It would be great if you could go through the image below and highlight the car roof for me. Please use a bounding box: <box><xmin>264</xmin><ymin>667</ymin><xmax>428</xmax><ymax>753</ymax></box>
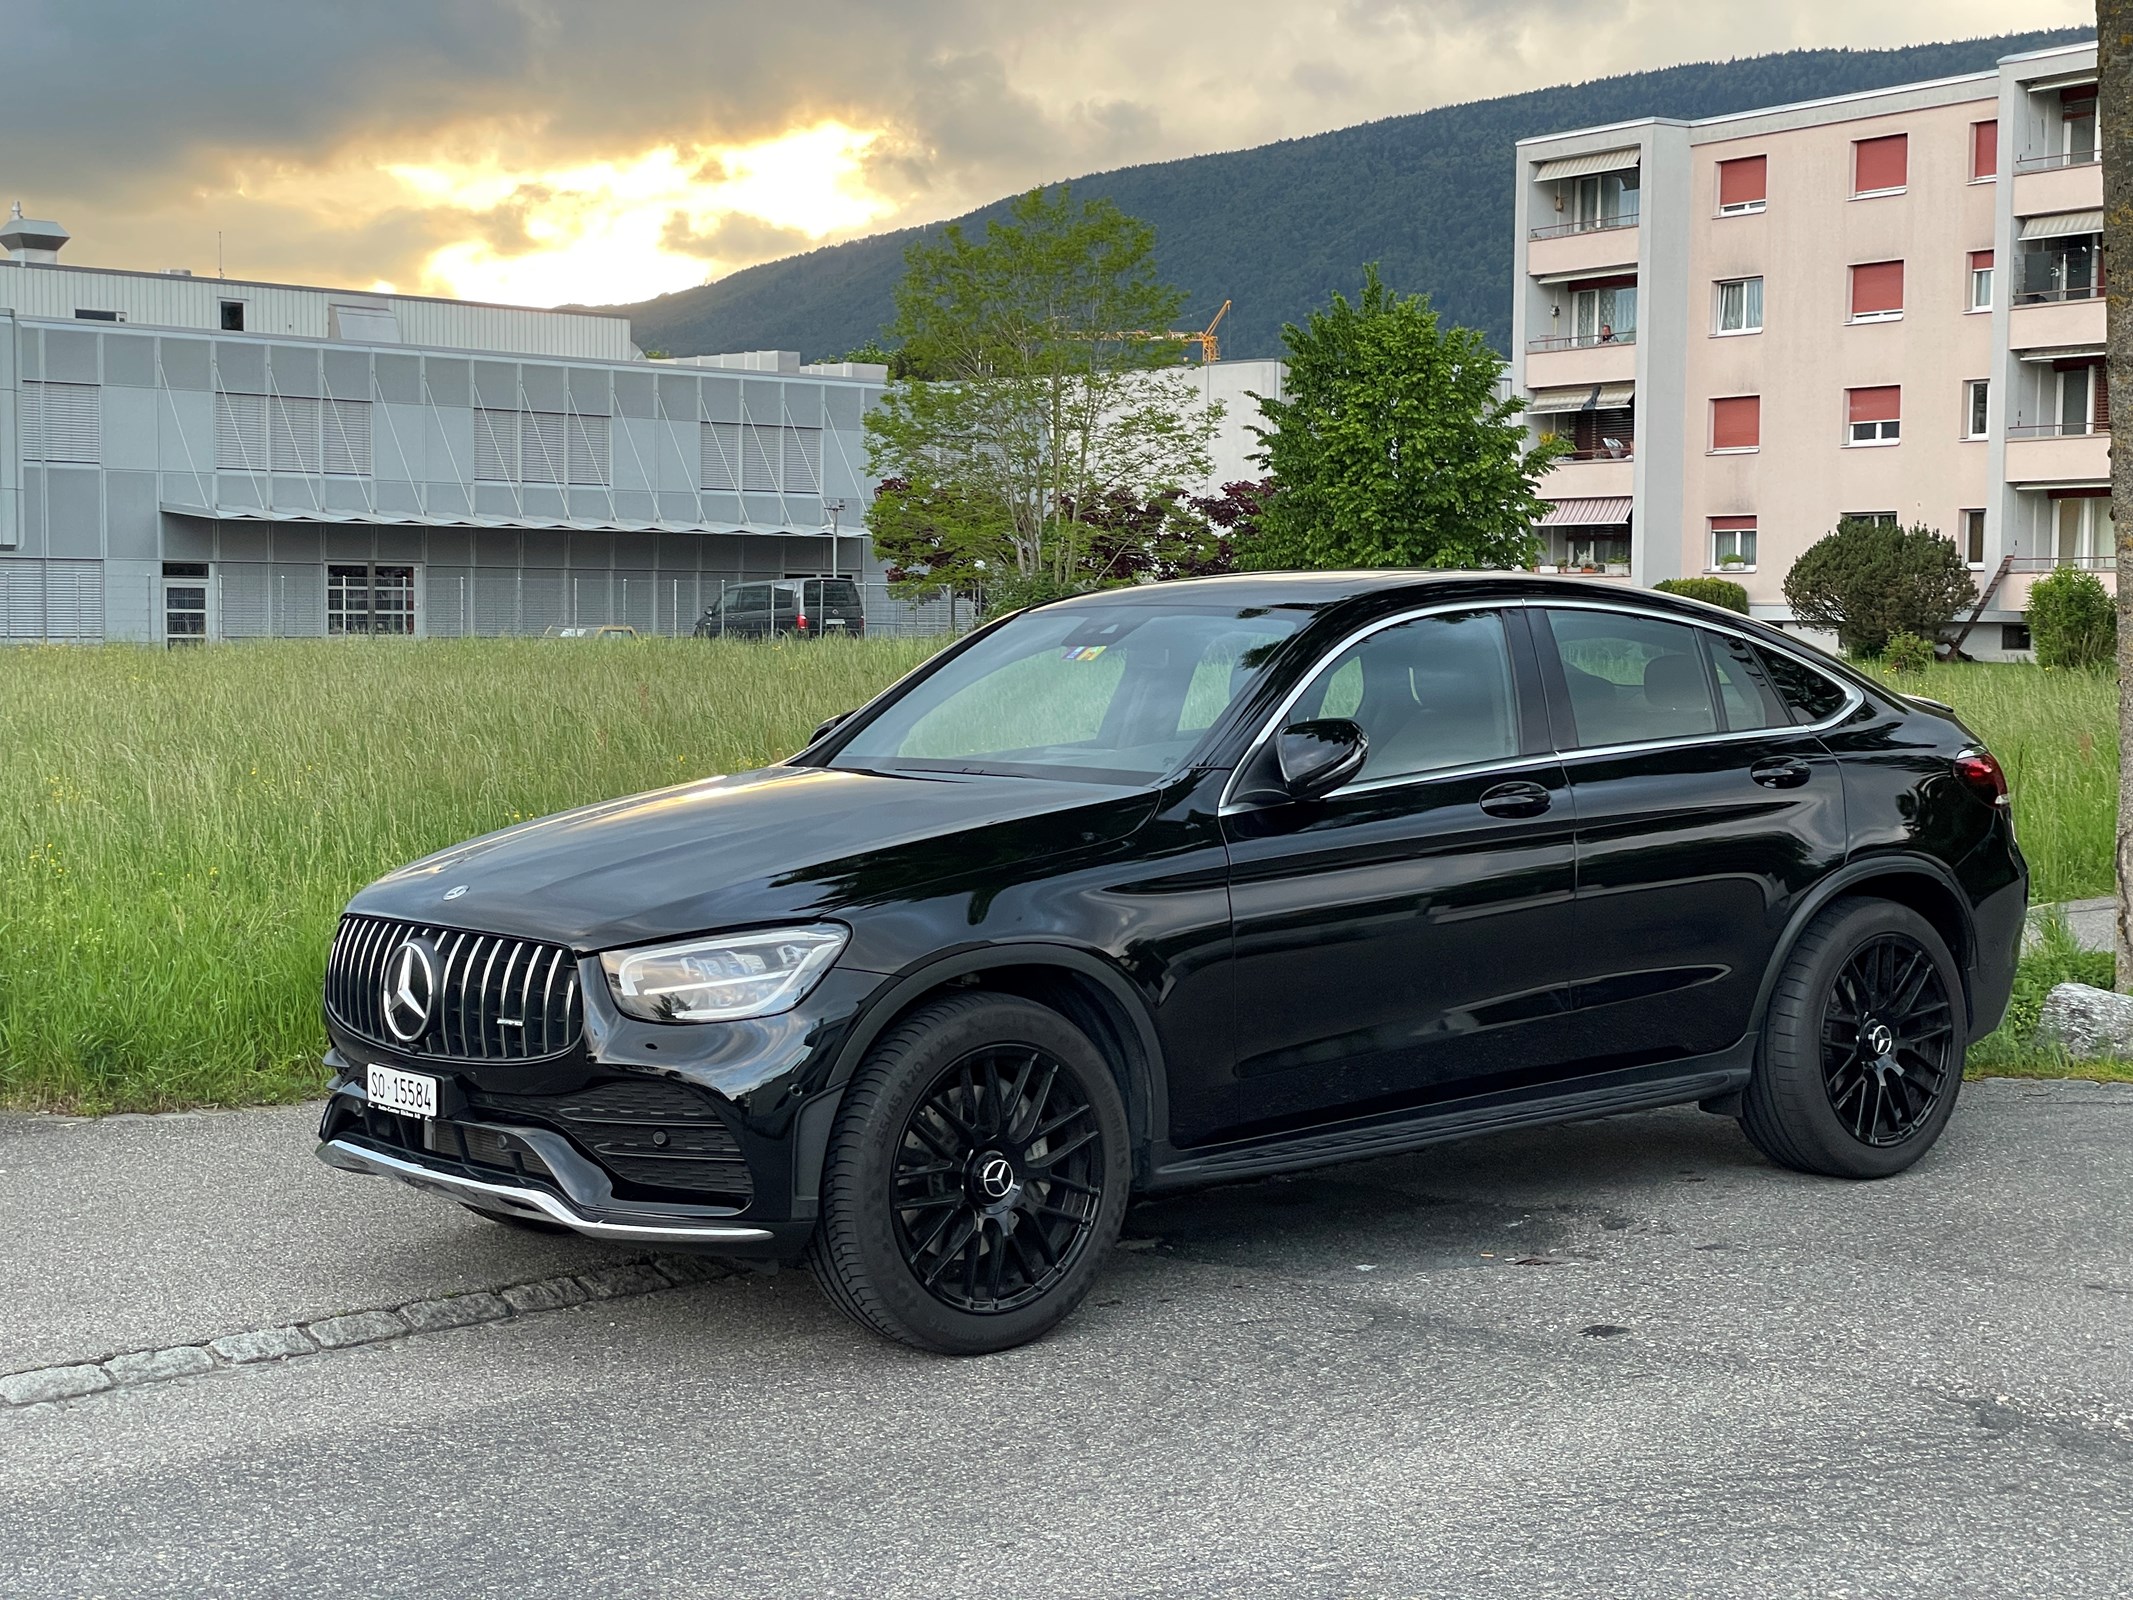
<box><xmin>1036</xmin><ymin>571</ymin><xmax>1649</xmax><ymax>611</ymax></box>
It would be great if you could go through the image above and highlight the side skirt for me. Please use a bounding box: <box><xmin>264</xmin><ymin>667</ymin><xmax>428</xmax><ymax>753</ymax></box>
<box><xmin>1144</xmin><ymin>1043</ymin><xmax>1755</xmax><ymax>1191</ymax></box>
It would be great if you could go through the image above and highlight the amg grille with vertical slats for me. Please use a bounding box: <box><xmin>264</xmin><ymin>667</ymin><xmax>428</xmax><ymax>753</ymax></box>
<box><xmin>327</xmin><ymin>914</ymin><xmax>583</xmax><ymax>1062</ymax></box>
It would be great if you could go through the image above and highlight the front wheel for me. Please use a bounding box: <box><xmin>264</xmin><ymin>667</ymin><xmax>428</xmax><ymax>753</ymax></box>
<box><xmin>807</xmin><ymin>991</ymin><xmax>1131</xmax><ymax>1354</ymax></box>
<box><xmin>1740</xmin><ymin>897</ymin><xmax>1966</xmax><ymax>1179</ymax></box>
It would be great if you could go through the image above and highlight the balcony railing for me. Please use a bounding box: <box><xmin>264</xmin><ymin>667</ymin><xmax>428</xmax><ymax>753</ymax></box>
<box><xmin>1526</xmin><ymin>330</ymin><xmax>1638</xmax><ymax>352</ymax></box>
<box><xmin>1528</xmin><ymin>215</ymin><xmax>1639</xmax><ymax>241</ymax></box>
<box><xmin>1550</xmin><ymin>443</ymin><xmax>1635</xmax><ymax>462</ymax></box>
<box><xmin>2014</xmin><ymin>149</ymin><xmax>2100</xmax><ymax>174</ymax></box>
<box><xmin>2012</xmin><ymin>554</ymin><xmax>2115</xmax><ymax>572</ymax></box>
<box><xmin>2007</xmin><ymin>421</ymin><xmax>2102</xmax><ymax>440</ymax></box>
<box><xmin>2014</xmin><ymin>283</ymin><xmax>2102</xmax><ymax>306</ymax></box>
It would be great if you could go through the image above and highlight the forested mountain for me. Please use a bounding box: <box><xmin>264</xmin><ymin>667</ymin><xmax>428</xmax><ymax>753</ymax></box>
<box><xmin>596</xmin><ymin>29</ymin><xmax>2087</xmax><ymax>361</ymax></box>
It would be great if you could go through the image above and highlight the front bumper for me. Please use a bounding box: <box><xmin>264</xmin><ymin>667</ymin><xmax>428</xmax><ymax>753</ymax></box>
<box><xmin>316</xmin><ymin>1136</ymin><xmax>778</xmax><ymax>1245</ymax></box>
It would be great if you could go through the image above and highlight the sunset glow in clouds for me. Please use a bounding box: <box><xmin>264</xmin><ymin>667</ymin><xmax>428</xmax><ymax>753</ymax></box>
<box><xmin>383</xmin><ymin>123</ymin><xmax>895</xmax><ymax>304</ymax></box>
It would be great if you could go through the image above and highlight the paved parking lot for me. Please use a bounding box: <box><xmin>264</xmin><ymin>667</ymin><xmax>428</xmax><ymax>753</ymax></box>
<box><xmin>5</xmin><ymin>1079</ymin><xmax>2132</xmax><ymax>1598</ymax></box>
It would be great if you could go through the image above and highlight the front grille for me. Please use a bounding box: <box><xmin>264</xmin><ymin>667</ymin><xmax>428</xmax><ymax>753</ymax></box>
<box><xmin>471</xmin><ymin>1078</ymin><xmax>753</xmax><ymax>1202</ymax></box>
<box><xmin>327</xmin><ymin>914</ymin><xmax>583</xmax><ymax>1062</ymax></box>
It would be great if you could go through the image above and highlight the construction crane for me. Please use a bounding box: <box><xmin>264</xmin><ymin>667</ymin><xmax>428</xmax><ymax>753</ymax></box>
<box><xmin>1117</xmin><ymin>299</ymin><xmax>1231</xmax><ymax>363</ymax></box>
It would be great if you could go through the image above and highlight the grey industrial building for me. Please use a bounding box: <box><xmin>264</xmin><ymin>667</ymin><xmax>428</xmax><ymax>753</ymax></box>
<box><xmin>0</xmin><ymin>208</ymin><xmax>887</xmax><ymax>643</ymax></box>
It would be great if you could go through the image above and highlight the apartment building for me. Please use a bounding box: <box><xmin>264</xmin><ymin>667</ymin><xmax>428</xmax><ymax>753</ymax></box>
<box><xmin>1510</xmin><ymin>40</ymin><xmax>2104</xmax><ymax>656</ymax></box>
<box><xmin>0</xmin><ymin>210</ymin><xmax>888</xmax><ymax>643</ymax></box>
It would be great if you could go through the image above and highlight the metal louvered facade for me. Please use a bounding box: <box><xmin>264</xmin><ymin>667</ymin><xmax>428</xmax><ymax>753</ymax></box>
<box><xmin>327</xmin><ymin>914</ymin><xmax>585</xmax><ymax>1063</ymax></box>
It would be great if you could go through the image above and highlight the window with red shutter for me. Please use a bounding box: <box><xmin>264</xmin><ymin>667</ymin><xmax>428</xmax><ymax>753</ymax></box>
<box><xmin>1717</xmin><ymin>156</ymin><xmax>1767</xmax><ymax>214</ymax></box>
<box><xmin>1853</xmin><ymin>134</ymin><xmax>1908</xmax><ymax>195</ymax></box>
<box><xmin>1847</xmin><ymin>386</ymin><xmax>1901</xmax><ymax>444</ymax></box>
<box><xmin>1968</xmin><ymin>250</ymin><xmax>1993</xmax><ymax>311</ymax></box>
<box><xmin>1849</xmin><ymin>261</ymin><xmax>1904</xmax><ymax>320</ymax></box>
<box><xmin>1971</xmin><ymin>120</ymin><xmax>1997</xmax><ymax>180</ymax></box>
<box><xmin>1711</xmin><ymin>396</ymin><xmax>1760</xmax><ymax>451</ymax></box>
<box><xmin>1709</xmin><ymin>516</ymin><xmax>1757</xmax><ymax>569</ymax></box>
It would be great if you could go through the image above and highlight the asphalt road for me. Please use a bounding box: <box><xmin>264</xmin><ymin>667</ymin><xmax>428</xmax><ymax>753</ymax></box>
<box><xmin>4</xmin><ymin>1079</ymin><xmax>2132</xmax><ymax>1598</ymax></box>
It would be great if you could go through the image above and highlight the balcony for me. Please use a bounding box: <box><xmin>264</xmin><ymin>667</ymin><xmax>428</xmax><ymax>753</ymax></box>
<box><xmin>2004</xmin><ymin>425</ymin><xmax>2106</xmax><ymax>486</ymax></box>
<box><xmin>2009</xmin><ymin>292</ymin><xmax>2103</xmax><ymax>351</ymax></box>
<box><xmin>1538</xmin><ymin>452</ymin><xmax>1634</xmax><ymax>502</ymax></box>
<box><xmin>2013</xmin><ymin>153</ymin><xmax>2102</xmax><ymax>226</ymax></box>
<box><xmin>1527</xmin><ymin>218</ymin><xmax>1640</xmax><ymax>280</ymax></box>
<box><xmin>1523</xmin><ymin>333</ymin><xmax>1635</xmax><ymax>389</ymax></box>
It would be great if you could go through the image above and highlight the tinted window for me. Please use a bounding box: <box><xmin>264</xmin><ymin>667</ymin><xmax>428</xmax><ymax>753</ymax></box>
<box><xmin>1542</xmin><ymin>610</ymin><xmax>1717</xmax><ymax>748</ymax></box>
<box><xmin>1754</xmin><ymin>646</ymin><xmax>1849</xmax><ymax>724</ymax></box>
<box><xmin>831</xmin><ymin>603</ymin><xmax>1304</xmax><ymax>782</ymax></box>
<box><xmin>1295</xmin><ymin>611</ymin><xmax>1519</xmax><ymax>782</ymax></box>
<box><xmin>1709</xmin><ymin>634</ymin><xmax>1788</xmax><ymax>730</ymax></box>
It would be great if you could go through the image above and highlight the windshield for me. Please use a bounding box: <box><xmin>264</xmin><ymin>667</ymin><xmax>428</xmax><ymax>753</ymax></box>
<box><xmin>830</xmin><ymin>601</ymin><xmax>1306</xmax><ymax>782</ymax></box>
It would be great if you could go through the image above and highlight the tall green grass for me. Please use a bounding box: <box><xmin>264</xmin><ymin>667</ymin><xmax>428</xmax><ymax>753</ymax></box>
<box><xmin>1866</xmin><ymin>661</ymin><xmax>2114</xmax><ymax>904</ymax></box>
<box><xmin>0</xmin><ymin>637</ymin><xmax>941</xmax><ymax>1111</ymax></box>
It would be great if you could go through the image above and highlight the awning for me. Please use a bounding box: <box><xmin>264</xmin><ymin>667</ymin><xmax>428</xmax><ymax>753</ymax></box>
<box><xmin>2017</xmin><ymin>344</ymin><xmax>2105</xmax><ymax>363</ymax></box>
<box><xmin>1526</xmin><ymin>382</ymin><xmax>1635</xmax><ymax>414</ymax></box>
<box><xmin>159</xmin><ymin>502</ymin><xmax>813</xmax><ymax>538</ymax></box>
<box><xmin>1538</xmin><ymin>496</ymin><xmax>1633</xmax><ymax>527</ymax></box>
<box><xmin>1535</xmin><ymin>147</ymin><xmax>1641</xmax><ymax>182</ymax></box>
<box><xmin>2020</xmin><ymin>209</ymin><xmax>2103</xmax><ymax>240</ymax></box>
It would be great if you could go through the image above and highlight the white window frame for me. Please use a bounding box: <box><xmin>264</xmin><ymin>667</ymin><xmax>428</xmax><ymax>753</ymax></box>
<box><xmin>1848</xmin><ymin>417</ymin><xmax>1900</xmax><ymax>446</ymax></box>
<box><xmin>1709</xmin><ymin>523</ymin><xmax>1757</xmax><ymax>571</ymax></box>
<box><xmin>1960</xmin><ymin>508</ymin><xmax>1987</xmax><ymax>569</ymax></box>
<box><xmin>2055</xmin><ymin>496</ymin><xmax>2112</xmax><ymax>564</ymax></box>
<box><xmin>2056</xmin><ymin>366</ymin><xmax>2098</xmax><ymax>437</ymax></box>
<box><xmin>1964</xmin><ymin>379</ymin><xmax>1990</xmax><ymax>441</ymax></box>
<box><xmin>1969</xmin><ymin>260</ymin><xmax>1994</xmax><ymax>312</ymax></box>
<box><xmin>1714</xmin><ymin>277</ymin><xmax>1764</xmax><ymax>336</ymax></box>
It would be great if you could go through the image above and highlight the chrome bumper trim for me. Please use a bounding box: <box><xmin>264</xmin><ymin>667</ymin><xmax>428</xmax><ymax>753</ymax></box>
<box><xmin>316</xmin><ymin>1138</ymin><xmax>774</xmax><ymax>1244</ymax></box>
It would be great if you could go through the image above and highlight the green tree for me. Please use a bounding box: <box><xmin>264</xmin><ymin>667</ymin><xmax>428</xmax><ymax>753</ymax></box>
<box><xmin>1652</xmin><ymin>576</ymin><xmax>1750</xmax><ymax>615</ymax></box>
<box><xmin>863</xmin><ymin>186</ymin><xmax>1221</xmax><ymax>596</ymax></box>
<box><xmin>1239</xmin><ymin>264</ymin><xmax>1562</xmax><ymax>571</ymax></box>
<box><xmin>1781</xmin><ymin>518</ymin><xmax>1977</xmax><ymax>657</ymax></box>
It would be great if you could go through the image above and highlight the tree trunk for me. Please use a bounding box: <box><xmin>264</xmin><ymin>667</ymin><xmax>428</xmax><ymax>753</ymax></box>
<box><xmin>2108</xmin><ymin>3</ymin><xmax>2133</xmax><ymax>990</ymax></box>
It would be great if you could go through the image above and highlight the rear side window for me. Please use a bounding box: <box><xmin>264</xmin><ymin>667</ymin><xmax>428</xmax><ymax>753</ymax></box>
<box><xmin>1753</xmin><ymin>646</ymin><xmax>1849</xmax><ymax>724</ymax></box>
<box><xmin>1294</xmin><ymin>610</ymin><xmax>1520</xmax><ymax>782</ymax></box>
<box><xmin>1540</xmin><ymin>609</ymin><xmax>1717</xmax><ymax>748</ymax></box>
<box><xmin>1709</xmin><ymin>634</ymin><xmax>1788</xmax><ymax>730</ymax></box>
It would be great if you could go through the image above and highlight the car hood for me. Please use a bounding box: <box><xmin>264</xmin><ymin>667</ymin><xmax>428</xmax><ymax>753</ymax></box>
<box><xmin>347</xmin><ymin>764</ymin><xmax>1156</xmax><ymax>952</ymax></box>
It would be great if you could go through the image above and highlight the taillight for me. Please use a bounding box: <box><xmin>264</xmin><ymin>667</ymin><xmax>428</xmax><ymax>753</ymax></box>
<box><xmin>1953</xmin><ymin>747</ymin><xmax>2009</xmax><ymax>809</ymax></box>
<box><xmin>796</xmin><ymin>613</ymin><xmax>809</xmax><ymax>630</ymax></box>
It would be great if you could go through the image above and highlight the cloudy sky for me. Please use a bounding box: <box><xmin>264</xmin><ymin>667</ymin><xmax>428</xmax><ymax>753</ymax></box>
<box><xmin>4</xmin><ymin>0</ymin><xmax>2090</xmax><ymax>308</ymax></box>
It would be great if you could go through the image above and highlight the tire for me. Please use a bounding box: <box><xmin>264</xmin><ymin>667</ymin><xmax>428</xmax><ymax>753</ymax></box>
<box><xmin>461</xmin><ymin>1204</ymin><xmax>569</xmax><ymax>1235</ymax></box>
<box><xmin>806</xmin><ymin>991</ymin><xmax>1132</xmax><ymax>1354</ymax></box>
<box><xmin>1740</xmin><ymin>897</ymin><xmax>1967</xmax><ymax>1179</ymax></box>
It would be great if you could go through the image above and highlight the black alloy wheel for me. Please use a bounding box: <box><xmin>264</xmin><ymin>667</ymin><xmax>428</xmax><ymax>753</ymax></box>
<box><xmin>1739</xmin><ymin>896</ymin><xmax>1967</xmax><ymax>1180</ymax></box>
<box><xmin>892</xmin><ymin>1047</ymin><xmax>1105</xmax><ymax>1314</ymax></box>
<box><xmin>808</xmin><ymin>990</ymin><xmax>1132</xmax><ymax>1354</ymax></box>
<box><xmin>1819</xmin><ymin>934</ymin><xmax>1956</xmax><ymax>1147</ymax></box>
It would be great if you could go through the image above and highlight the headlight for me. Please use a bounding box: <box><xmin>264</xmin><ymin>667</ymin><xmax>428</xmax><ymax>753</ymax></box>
<box><xmin>600</xmin><ymin>925</ymin><xmax>848</xmax><ymax>1023</ymax></box>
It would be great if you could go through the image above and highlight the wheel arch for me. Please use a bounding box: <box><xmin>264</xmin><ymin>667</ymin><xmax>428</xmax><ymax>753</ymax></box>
<box><xmin>1751</xmin><ymin>856</ymin><xmax>1980</xmax><ymax>1037</ymax></box>
<box><xmin>798</xmin><ymin>945</ymin><xmax>1169</xmax><ymax>1203</ymax></box>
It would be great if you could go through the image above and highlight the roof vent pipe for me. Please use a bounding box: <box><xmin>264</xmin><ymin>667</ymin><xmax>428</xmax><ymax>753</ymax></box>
<box><xmin>2</xmin><ymin>202</ymin><xmax>70</xmax><ymax>264</ymax></box>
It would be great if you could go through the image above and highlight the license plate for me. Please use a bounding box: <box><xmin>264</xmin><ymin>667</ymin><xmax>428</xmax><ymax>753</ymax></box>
<box><xmin>824</xmin><ymin>618</ymin><xmax>847</xmax><ymax>628</ymax></box>
<box><xmin>367</xmin><ymin>1063</ymin><xmax>439</xmax><ymax>1119</ymax></box>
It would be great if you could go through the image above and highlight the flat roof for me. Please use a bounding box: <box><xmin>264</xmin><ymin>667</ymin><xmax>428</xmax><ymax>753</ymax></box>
<box><xmin>1518</xmin><ymin>65</ymin><xmax>2000</xmax><ymax>151</ymax></box>
<box><xmin>0</xmin><ymin>257</ymin><xmax>626</xmax><ymax>323</ymax></box>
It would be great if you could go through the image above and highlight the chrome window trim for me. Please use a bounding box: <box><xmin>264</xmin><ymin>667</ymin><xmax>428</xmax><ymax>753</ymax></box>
<box><xmin>1217</xmin><ymin>593</ymin><xmax>1864</xmax><ymax>815</ymax></box>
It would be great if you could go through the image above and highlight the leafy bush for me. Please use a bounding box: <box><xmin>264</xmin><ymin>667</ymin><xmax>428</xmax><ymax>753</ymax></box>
<box><xmin>1881</xmin><ymin>631</ymin><xmax>1933</xmax><ymax>673</ymax></box>
<box><xmin>2026</xmin><ymin>567</ymin><xmax>2117</xmax><ymax>669</ymax></box>
<box><xmin>1652</xmin><ymin>577</ymin><xmax>1749</xmax><ymax>614</ymax></box>
<box><xmin>1782</xmin><ymin>519</ymin><xmax>1977</xmax><ymax>657</ymax></box>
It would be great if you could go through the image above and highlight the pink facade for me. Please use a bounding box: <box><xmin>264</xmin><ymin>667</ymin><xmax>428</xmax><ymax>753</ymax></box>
<box><xmin>1511</xmin><ymin>41</ymin><xmax>2106</xmax><ymax>657</ymax></box>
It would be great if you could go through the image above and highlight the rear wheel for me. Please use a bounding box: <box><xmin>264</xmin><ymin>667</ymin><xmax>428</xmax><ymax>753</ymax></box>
<box><xmin>1740</xmin><ymin>897</ymin><xmax>1966</xmax><ymax>1178</ymax></box>
<box><xmin>807</xmin><ymin>991</ymin><xmax>1131</xmax><ymax>1354</ymax></box>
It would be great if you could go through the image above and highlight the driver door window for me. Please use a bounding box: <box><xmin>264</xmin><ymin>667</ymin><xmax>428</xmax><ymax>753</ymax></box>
<box><xmin>1293</xmin><ymin>610</ymin><xmax>1522</xmax><ymax>785</ymax></box>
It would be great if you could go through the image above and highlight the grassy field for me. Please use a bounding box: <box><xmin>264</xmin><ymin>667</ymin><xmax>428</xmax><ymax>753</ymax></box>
<box><xmin>0</xmin><ymin>637</ymin><xmax>942</xmax><ymax>1111</ymax></box>
<box><xmin>0</xmin><ymin>644</ymin><xmax>2117</xmax><ymax>1112</ymax></box>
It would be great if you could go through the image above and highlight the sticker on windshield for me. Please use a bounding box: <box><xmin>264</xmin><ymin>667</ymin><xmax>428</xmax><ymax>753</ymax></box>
<box><xmin>1061</xmin><ymin>645</ymin><xmax>1108</xmax><ymax>662</ymax></box>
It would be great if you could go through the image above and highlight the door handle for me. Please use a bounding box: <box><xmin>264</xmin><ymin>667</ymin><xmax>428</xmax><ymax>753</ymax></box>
<box><xmin>1750</xmin><ymin>757</ymin><xmax>1812</xmax><ymax>789</ymax></box>
<box><xmin>1478</xmin><ymin>781</ymin><xmax>1553</xmax><ymax>818</ymax></box>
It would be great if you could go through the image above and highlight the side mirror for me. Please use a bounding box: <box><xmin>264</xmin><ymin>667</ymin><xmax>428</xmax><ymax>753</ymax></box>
<box><xmin>810</xmin><ymin>710</ymin><xmax>853</xmax><ymax>746</ymax></box>
<box><xmin>1276</xmin><ymin>719</ymin><xmax>1367</xmax><ymax>800</ymax></box>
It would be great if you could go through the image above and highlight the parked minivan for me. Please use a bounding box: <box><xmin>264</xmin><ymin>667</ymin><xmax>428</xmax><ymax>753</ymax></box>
<box><xmin>693</xmin><ymin>578</ymin><xmax>865</xmax><ymax>640</ymax></box>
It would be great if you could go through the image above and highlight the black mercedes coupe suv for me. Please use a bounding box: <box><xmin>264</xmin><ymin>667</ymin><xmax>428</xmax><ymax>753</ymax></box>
<box><xmin>318</xmin><ymin>574</ymin><xmax>2026</xmax><ymax>1354</ymax></box>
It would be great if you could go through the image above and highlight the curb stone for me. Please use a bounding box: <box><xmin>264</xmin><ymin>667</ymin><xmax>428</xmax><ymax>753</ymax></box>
<box><xmin>0</xmin><ymin>1252</ymin><xmax>729</xmax><ymax>1410</ymax></box>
